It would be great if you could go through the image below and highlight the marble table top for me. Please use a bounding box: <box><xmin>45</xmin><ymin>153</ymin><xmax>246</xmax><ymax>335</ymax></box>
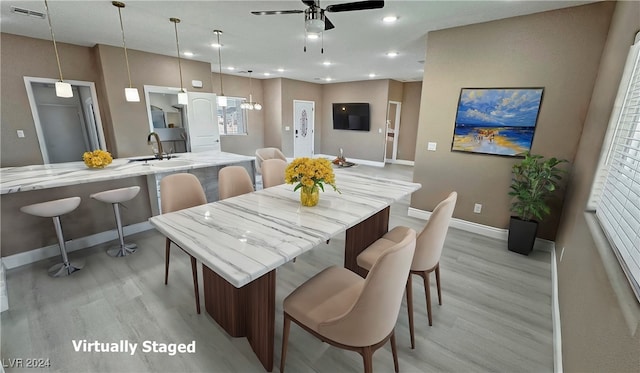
<box><xmin>149</xmin><ymin>169</ymin><xmax>421</xmax><ymax>288</ymax></box>
<box><xmin>0</xmin><ymin>151</ymin><xmax>255</xmax><ymax>194</ymax></box>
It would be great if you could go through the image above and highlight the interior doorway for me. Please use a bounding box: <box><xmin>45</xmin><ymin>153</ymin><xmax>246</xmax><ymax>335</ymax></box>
<box><xmin>24</xmin><ymin>77</ymin><xmax>105</xmax><ymax>164</ymax></box>
<box><xmin>293</xmin><ymin>100</ymin><xmax>315</xmax><ymax>158</ymax></box>
<box><xmin>385</xmin><ymin>101</ymin><xmax>402</xmax><ymax>163</ymax></box>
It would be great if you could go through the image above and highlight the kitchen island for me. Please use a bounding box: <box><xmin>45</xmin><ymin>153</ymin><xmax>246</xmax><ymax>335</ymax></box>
<box><xmin>0</xmin><ymin>151</ymin><xmax>255</xmax><ymax>268</ymax></box>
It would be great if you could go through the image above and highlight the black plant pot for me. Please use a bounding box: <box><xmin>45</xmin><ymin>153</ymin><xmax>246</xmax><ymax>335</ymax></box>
<box><xmin>508</xmin><ymin>217</ymin><xmax>538</xmax><ymax>255</ymax></box>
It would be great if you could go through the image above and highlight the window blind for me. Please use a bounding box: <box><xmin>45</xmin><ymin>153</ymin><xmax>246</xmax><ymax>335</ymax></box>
<box><xmin>596</xmin><ymin>36</ymin><xmax>640</xmax><ymax>301</ymax></box>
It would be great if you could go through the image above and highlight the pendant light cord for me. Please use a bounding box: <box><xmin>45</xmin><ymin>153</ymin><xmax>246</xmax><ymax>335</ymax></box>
<box><xmin>115</xmin><ymin>2</ymin><xmax>133</xmax><ymax>89</ymax></box>
<box><xmin>171</xmin><ymin>18</ymin><xmax>184</xmax><ymax>91</ymax></box>
<box><xmin>44</xmin><ymin>0</ymin><xmax>64</xmax><ymax>82</ymax></box>
<box><xmin>215</xmin><ymin>30</ymin><xmax>224</xmax><ymax>96</ymax></box>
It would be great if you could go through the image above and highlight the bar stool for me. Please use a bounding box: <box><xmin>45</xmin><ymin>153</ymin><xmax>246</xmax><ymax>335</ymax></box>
<box><xmin>90</xmin><ymin>186</ymin><xmax>140</xmax><ymax>257</ymax></box>
<box><xmin>20</xmin><ymin>196</ymin><xmax>83</xmax><ymax>277</ymax></box>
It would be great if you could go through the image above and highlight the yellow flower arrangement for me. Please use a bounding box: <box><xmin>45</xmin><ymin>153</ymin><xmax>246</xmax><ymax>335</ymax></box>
<box><xmin>83</xmin><ymin>149</ymin><xmax>113</xmax><ymax>169</ymax></box>
<box><xmin>285</xmin><ymin>157</ymin><xmax>339</xmax><ymax>193</ymax></box>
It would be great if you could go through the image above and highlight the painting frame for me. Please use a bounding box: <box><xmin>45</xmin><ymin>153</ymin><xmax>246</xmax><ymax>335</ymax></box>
<box><xmin>450</xmin><ymin>87</ymin><xmax>544</xmax><ymax>157</ymax></box>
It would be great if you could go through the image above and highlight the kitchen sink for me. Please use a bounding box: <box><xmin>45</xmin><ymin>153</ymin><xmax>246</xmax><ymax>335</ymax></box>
<box><xmin>149</xmin><ymin>159</ymin><xmax>192</xmax><ymax>168</ymax></box>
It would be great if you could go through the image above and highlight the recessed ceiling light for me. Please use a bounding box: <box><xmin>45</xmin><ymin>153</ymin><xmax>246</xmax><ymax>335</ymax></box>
<box><xmin>307</xmin><ymin>33</ymin><xmax>320</xmax><ymax>40</ymax></box>
<box><xmin>325</xmin><ymin>77</ymin><xmax>333</xmax><ymax>82</ymax></box>
<box><xmin>264</xmin><ymin>72</ymin><xmax>271</xmax><ymax>76</ymax></box>
<box><xmin>227</xmin><ymin>66</ymin><xmax>235</xmax><ymax>70</ymax></box>
<box><xmin>369</xmin><ymin>73</ymin><xmax>376</xmax><ymax>78</ymax></box>
<box><xmin>382</xmin><ymin>16</ymin><xmax>398</xmax><ymax>23</ymax></box>
<box><xmin>386</xmin><ymin>51</ymin><xmax>399</xmax><ymax>58</ymax></box>
<box><xmin>183</xmin><ymin>51</ymin><xmax>194</xmax><ymax>57</ymax></box>
<box><xmin>323</xmin><ymin>61</ymin><xmax>331</xmax><ymax>66</ymax></box>
<box><xmin>277</xmin><ymin>68</ymin><xmax>285</xmax><ymax>72</ymax></box>
<box><xmin>210</xmin><ymin>43</ymin><xmax>222</xmax><ymax>48</ymax></box>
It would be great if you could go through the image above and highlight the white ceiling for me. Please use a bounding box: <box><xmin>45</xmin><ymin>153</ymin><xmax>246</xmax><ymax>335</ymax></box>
<box><xmin>1</xmin><ymin>0</ymin><xmax>596</xmax><ymax>84</ymax></box>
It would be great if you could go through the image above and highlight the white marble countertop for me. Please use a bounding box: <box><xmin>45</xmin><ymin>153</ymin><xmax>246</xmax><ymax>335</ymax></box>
<box><xmin>0</xmin><ymin>151</ymin><xmax>255</xmax><ymax>194</ymax></box>
<box><xmin>149</xmin><ymin>169</ymin><xmax>421</xmax><ymax>288</ymax></box>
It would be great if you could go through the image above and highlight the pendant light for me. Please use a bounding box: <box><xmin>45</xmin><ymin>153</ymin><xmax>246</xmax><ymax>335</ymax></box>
<box><xmin>170</xmin><ymin>17</ymin><xmax>188</xmax><ymax>105</ymax></box>
<box><xmin>43</xmin><ymin>0</ymin><xmax>72</xmax><ymax>98</ymax></box>
<box><xmin>213</xmin><ymin>30</ymin><xmax>227</xmax><ymax>107</ymax></box>
<box><xmin>113</xmin><ymin>1</ymin><xmax>139</xmax><ymax>102</ymax></box>
<box><xmin>240</xmin><ymin>70</ymin><xmax>262</xmax><ymax>111</ymax></box>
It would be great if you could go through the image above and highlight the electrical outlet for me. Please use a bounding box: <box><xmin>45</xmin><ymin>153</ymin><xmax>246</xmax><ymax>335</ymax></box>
<box><xmin>427</xmin><ymin>142</ymin><xmax>437</xmax><ymax>151</ymax></box>
<box><xmin>17</xmin><ymin>130</ymin><xmax>25</xmax><ymax>138</ymax></box>
<box><xmin>474</xmin><ymin>203</ymin><xmax>482</xmax><ymax>213</ymax></box>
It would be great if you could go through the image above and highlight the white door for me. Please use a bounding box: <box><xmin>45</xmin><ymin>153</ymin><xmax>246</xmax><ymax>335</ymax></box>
<box><xmin>187</xmin><ymin>92</ymin><xmax>220</xmax><ymax>152</ymax></box>
<box><xmin>385</xmin><ymin>101</ymin><xmax>402</xmax><ymax>163</ymax></box>
<box><xmin>293</xmin><ymin>100</ymin><xmax>314</xmax><ymax>157</ymax></box>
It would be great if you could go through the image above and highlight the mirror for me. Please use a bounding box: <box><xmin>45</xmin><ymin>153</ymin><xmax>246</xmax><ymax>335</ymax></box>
<box><xmin>144</xmin><ymin>85</ymin><xmax>188</xmax><ymax>153</ymax></box>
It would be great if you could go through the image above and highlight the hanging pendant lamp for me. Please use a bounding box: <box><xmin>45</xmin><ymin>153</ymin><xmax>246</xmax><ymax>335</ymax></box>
<box><xmin>170</xmin><ymin>17</ymin><xmax>188</xmax><ymax>105</ymax></box>
<box><xmin>44</xmin><ymin>0</ymin><xmax>72</xmax><ymax>98</ymax></box>
<box><xmin>113</xmin><ymin>1</ymin><xmax>139</xmax><ymax>102</ymax></box>
<box><xmin>213</xmin><ymin>30</ymin><xmax>227</xmax><ymax>107</ymax></box>
<box><xmin>240</xmin><ymin>70</ymin><xmax>261</xmax><ymax>111</ymax></box>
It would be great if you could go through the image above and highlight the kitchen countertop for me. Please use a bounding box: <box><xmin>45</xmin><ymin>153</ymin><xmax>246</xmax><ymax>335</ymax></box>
<box><xmin>0</xmin><ymin>151</ymin><xmax>255</xmax><ymax>194</ymax></box>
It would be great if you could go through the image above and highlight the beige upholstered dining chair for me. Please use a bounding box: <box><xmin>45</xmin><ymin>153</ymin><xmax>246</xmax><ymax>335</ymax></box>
<box><xmin>160</xmin><ymin>173</ymin><xmax>207</xmax><ymax>314</ymax></box>
<box><xmin>255</xmin><ymin>147</ymin><xmax>286</xmax><ymax>174</ymax></box>
<box><xmin>261</xmin><ymin>159</ymin><xmax>287</xmax><ymax>189</ymax></box>
<box><xmin>218</xmin><ymin>166</ymin><xmax>255</xmax><ymax>199</ymax></box>
<box><xmin>357</xmin><ymin>191</ymin><xmax>457</xmax><ymax>349</ymax></box>
<box><xmin>280</xmin><ymin>226</ymin><xmax>417</xmax><ymax>373</ymax></box>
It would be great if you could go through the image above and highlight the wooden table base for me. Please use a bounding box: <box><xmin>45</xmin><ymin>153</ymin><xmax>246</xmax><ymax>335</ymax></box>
<box><xmin>345</xmin><ymin>206</ymin><xmax>390</xmax><ymax>277</ymax></box>
<box><xmin>203</xmin><ymin>268</ymin><xmax>275</xmax><ymax>371</ymax></box>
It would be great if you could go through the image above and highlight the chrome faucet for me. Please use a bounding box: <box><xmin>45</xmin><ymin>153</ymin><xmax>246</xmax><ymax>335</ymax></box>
<box><xmin>147</xmin><ymin>132</ymin><xmax>164</xmax><ymax>160</ymax></box>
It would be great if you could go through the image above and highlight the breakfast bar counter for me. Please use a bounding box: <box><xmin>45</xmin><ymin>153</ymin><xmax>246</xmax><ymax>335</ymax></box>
<box><xmin>0</xmin><ymin>150</ymin><xmax>255</xmax><ymax>194</ymax></box>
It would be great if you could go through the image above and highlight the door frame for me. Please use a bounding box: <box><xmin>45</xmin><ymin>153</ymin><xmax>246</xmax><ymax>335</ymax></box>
<box><xmin>385</xmin><ymin>100</ymin><xmax>402</xmax><ymax>163</ymax></box>
<box><xmin>24</xmin><ymin>76</ymin><xmax>106</xmax><ymax>164</ymax></box>
<box><xmin>293</xmin><ymin>100</ymin><xmax>315</xmax><ymax>158</ymax></box>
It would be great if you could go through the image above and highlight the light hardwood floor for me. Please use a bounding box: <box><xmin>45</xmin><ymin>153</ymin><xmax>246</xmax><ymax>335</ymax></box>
<box><xmin>1</xmin><ymin>164</ymin><xmax>553</xmax><ymax>373</ymax></box>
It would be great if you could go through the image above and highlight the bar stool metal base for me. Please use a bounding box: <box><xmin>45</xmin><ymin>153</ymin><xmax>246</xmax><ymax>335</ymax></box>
<box><xmin>48</xmin><ymin>261</ymin><xmax>84</xmax><ymax>277</ymax></box>
<box><xmin>107</xmin><ymin>243</ymin><xmax>137</xmax><ymax>257</ymax></box>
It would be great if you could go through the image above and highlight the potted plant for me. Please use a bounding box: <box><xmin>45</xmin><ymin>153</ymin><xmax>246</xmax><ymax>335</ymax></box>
<box><xmin>508</xmin><ymin>152</ymin><xmax>566</xmax><ymax>255</ymax></box>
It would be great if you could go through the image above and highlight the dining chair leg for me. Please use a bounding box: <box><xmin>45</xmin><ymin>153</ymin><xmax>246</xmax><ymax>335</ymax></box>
<box><xmin>280</xmin><ymin>314</ymin><xmax>291</xmax><ymax>373</ymax></box>
<box><xmin>390</xmin><ymin>330</ymin><xmax>399</xmax><ymax>373</ymax></box>
<box><xmin>190</xmin><ymin>256</ymin><xmax>200</xmax><ymax>314</ymax></box>
<box><xmin>164</xmin><ymin>238</ymin><xmax>171</xmax><ymax>285</ymax></box>
<box><xmin>435</xmin><ymin>263</ymin><xmax>442</xmax><ymax>306</ymax></box>
<box><xmin>423</xmin><ymin>272</ymin><xmax>433</xmax><ymax>326</ymax></box>
<box><xmin>406</xmin><ymin>276</ymin><xmax>415</xmax><ymax>349</ymax></box>
<box><xmin>362</xmin><ymin>346</ymin><xmax>374</xmax><ymax>373</ymax></box>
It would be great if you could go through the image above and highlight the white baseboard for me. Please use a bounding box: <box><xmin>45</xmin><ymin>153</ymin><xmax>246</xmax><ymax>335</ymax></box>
<box><xmin>408</xmin><ymin>207</ymin><xmax>554</xmax><ymax>252</ymax></box>
<box><xmin>551</xmin><ymin>245</ymin><xmax>563</xmax><ymax>373</ymax></box>
<box><xmin>2</xmin><ymin>221</ymin><xmax>153</xmax><ymax>270</ymax></box>
<box><xmin>386</xmin><ymin>159</ymin><xmax>415</xmax><ymax>166</ymax></box>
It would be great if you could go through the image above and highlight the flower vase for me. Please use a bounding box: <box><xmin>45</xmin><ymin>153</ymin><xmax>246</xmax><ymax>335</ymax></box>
<box><xmin>300</xmin><ymin>186</ymin><xmax>319</xmax><ymax>207</ymax></box>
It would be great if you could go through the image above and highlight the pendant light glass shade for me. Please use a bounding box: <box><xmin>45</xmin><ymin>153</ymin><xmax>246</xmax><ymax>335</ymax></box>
<box><xmin>213</xmin><ymin>30</ymin><xmax>227</xmax><ymax>107</ymax></box>
<box><xmin>44</xmin><ymin>0</ymin><xmax>73</xmax><ymax>98</ymax></box>
<box><xmin>241</xmin><ymin>70</ymin><xmax>261</xmax><ymax>111</ymax></box>
<box><xmin>171</xmin><ymin>17</ymin><xmax>188</xmax><ymax>106</ymax></box>
<box><xmin>55</xmin><ymin>81</ymin><xmax>73</xmax><ymax>98</ymax></box>
<box><xmin>113</xmin><ymin>1</ymin><xmax>139</xmax><ymax>102</ymax></box>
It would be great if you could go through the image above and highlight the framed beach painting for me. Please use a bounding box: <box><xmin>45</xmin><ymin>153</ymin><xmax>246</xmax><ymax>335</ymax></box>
<box><xmin>451</xmin><ymin>88</ymin><xmax>544</xmax><ymax>157</ymax></box>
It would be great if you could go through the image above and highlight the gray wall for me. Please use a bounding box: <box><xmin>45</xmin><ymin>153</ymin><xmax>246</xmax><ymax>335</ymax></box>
<box><xmin>554</xmin><ymin>1</ymin><xmax>640</xmax><ymax>371</ymax></box>
<box><xmin>412</xmin><ymin>2</ymin><xmax>614</xmax><ymax>240</ymax></box>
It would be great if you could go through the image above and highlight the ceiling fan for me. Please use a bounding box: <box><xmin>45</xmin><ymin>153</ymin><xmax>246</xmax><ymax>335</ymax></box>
<box><xmin>251</xmin><ymin>1</ymin><xmax>384</xmax><ymax>36</ymax></box>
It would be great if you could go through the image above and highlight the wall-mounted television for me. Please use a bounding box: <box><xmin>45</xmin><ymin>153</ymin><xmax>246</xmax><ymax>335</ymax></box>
<box><xmin>332</xmin><ymin>103</ymin><xmax>370</xmax><ymax>131</ymax></box>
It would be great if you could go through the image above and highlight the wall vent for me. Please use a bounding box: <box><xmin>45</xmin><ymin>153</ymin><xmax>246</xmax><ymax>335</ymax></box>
<box><xmin>10</xmin><ymin>6</ymin><xmax>46</xmax><ymax>19</ymax></box>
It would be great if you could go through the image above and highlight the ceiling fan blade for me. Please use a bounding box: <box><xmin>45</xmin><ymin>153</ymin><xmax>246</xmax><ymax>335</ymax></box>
<box><xmin>324</xmin><ymin>16</ymin><xmax>335</xmax><ymax>31</ymax></box>
<box><xmin>301</xmin><ymin>0</ymin><xmax>318</xmax><ymax>7</ymax></box>
<box><xmin>325</xmin><ymin>0</ymin><xmax>384</xmax><ymax>13</ymax></box>
<box><xmin>251</xmin><ymin>9</ymin><xmax>304</xmax><ymax>15</ymax></box>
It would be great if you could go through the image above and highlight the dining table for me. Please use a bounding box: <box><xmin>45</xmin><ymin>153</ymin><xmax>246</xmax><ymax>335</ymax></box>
<box><xmin>148</xmin><ymin>168</ymin><xmax>421</xmax><ymax>371</ymax></box>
